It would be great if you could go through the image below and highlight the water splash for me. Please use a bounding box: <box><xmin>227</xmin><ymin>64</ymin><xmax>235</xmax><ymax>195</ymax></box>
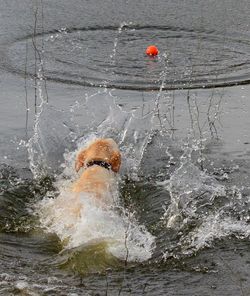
<box><xmin>37</xmin><ymin>151</ymin><xmax>155</xmax><ymax>263</ymax></box>
<box><xmin>29</xmin><ymin>89</ymin><xmax>156</xmax><ymax>264</ymax></box>
<box><xmin>38</xmin><ymin>191</ymin><xmax>155</xmax><ymax>262</ymax></box>
<box><xmin>27</xmin><ymin>103</ymin><xmax>77</xmax><ymax>178</ymax></box>
<box><xmin>24</xmin><ymin>23</ymin><xmax>250</xmax><ymax>267</ymax></box>
<box><xmin>110</xmin><ymin>22</ymin><xmax>133</xmax><ymax>66</ymax></box>
<box><xmin>162</xmin><ymin>160</ymin><xmax>226</xmax><ymax>228</ymax></box>
<box><xmin>159</xmin><ymin>157</ymin><xmax>250</xmax><ymax>258</ymax></box>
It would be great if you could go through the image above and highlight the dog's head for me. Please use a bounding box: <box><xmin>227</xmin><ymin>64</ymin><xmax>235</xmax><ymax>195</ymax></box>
<box><xmin>75</xmin><ymin>138</ymin><xmax>121</xmax><ymax>173</ymax></box>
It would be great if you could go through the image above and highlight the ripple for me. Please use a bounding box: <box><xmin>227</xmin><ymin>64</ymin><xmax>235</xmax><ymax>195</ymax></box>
<box><xmin>5</xmin><ymin>25</ymin><xmax>250</xmax><ymax>90</ymax></box>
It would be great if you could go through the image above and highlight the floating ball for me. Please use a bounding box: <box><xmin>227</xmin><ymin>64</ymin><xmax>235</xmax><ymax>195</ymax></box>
<box><xmin>145</xmin><ymin>45</ymin><xmax>159</xmax><ymax>56</ymax></box>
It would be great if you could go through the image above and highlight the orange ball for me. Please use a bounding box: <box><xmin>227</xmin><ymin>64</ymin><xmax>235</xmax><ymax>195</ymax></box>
<box><xmin>145</xmin><ymin>45</ymin><xmax>159</xmax><ymax>56</ymax></box>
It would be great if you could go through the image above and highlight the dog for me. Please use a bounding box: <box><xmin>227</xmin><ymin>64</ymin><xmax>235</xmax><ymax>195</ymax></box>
<box><xmin>71</xmin><ymin>138</ymin><xmax>121</xmax><ymax>206</ymax></box>
<box><xmin>38</xmin><ymin>138</ymin><xmax>121</xmax><ymax>246</ymax></box>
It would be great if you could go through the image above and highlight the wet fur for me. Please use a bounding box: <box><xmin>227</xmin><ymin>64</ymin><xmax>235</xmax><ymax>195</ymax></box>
<box><xmin>72</xmin><ymin>138</ymin><xmax>121</xmax><ymax>204</ymax></box>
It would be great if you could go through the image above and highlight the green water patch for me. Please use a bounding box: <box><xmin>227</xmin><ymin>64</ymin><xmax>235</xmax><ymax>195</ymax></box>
<box><xmin>56</xmin><ymin>240</ymin><xmax>125</xmax><ymax>276</ymax></box>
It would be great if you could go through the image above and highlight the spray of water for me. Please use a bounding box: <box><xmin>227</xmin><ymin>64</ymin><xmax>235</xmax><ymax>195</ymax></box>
<box><xmin>25</xmin><ymin>19</ymin><xmax>250</xmax><ymax>268</ymax></box>
<box><xmin>28</xmin><ymin>86</ymin><xmax>156</xmax><ymax>263</ymax></box>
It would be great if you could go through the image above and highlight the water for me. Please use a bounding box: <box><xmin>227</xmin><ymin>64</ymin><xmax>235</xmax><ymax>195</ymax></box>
<box><xmin>6</xmin><ymin>24</ymin><xmax>250</xmax><ymax>90</ymax></box>
<box><xmin>0</xmin><ymin>0</ymin><xmax>250</xmax><ymax>295</ymax></box>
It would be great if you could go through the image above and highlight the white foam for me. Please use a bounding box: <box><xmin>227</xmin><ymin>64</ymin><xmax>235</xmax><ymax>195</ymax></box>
<box><xmin>162</xmin><ymin>159</ymin><xmax>250</xmax><ymax>258</ymax></box>
<box><xmin>187</xmin><ymin>214</ymin><xmax>250</xmax><ymax>251</ymax></box>
<box><xmin>38</xmin><ymin>188</ymin><xmax>155</xmax><ymax>262</ymax></box>
<box><xmin>15</xmin><ymin>280</ymin><xmax>29</xmax><ymax>290</ymax></box>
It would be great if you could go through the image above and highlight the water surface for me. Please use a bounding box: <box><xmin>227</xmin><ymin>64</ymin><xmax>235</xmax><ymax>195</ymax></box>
<box><xmin>0</xmin><ymin>0</ymin><xmax>250</xmax><ymax>295</ymax></box>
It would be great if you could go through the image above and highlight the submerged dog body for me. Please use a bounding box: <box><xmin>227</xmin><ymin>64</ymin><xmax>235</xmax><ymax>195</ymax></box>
<box><xmin>42</xmin><ymin>138</ymin><xmax>121</xmax><ymax>231</ymax></box>
<box><xmin>38</xmin><ymin>138</ymin><xmax>155</xmax><ymax>258</ymax></box>
<box><xmin>72</xmin><ymin>138</ymin><xmax>121</xmax><ymax>204</ymax></box>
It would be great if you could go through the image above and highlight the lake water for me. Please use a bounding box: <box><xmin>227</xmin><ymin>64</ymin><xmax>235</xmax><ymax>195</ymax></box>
<box><xmin>0</xmin><ymin>0</ymin><xmax>250</xmax><ymax>295</ymax></box>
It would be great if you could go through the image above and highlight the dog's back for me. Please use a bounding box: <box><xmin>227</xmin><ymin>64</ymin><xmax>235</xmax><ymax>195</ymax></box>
<box><xmin>71</xmin><ymin>138</ymin><xmax>121</xmax><ymax>205</ymax></box>
<box><xmin>72</xmin><ymin>165</ymin><xmax>116</xmax><ymax>198</ymax></box>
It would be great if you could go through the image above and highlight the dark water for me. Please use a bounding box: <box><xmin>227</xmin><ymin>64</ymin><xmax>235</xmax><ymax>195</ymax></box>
<box><xmin>0</xmin><ymin>0</ymin><xmax>250</xmax><ymax>295</ymax></box>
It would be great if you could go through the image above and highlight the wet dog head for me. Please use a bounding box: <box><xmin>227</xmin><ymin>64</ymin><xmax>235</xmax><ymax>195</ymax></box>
<box><xmin>75</xmin><ymin>138</ymin><xmax>121</xmax><ymax>173</ymax></box>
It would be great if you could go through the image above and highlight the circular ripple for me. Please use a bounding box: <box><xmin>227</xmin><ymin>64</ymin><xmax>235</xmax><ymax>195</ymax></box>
<box><xmin>6</xmin><ymin>25</ymin><xmax>250</xmax><ymax>90</ymax></box>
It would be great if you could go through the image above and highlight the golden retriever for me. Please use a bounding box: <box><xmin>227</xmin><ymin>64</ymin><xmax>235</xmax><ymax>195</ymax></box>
<box><xmin>71</xmin><ymin>138</ymin><xmax>121</xmax><ymax>206</ymax></box>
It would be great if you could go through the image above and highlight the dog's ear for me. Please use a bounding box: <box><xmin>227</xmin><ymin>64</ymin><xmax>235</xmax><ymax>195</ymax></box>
<box><xmin>110</xmin><ymin>150</ymin><xmax>121</xmax><ymax>173</ymax></box>
<box><xmin>75</xmin><ymin>149</ymin><xmax>86</xmax><ymax>172</ymax></box>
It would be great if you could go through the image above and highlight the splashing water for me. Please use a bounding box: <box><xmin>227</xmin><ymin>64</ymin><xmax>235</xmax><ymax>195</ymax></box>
<box><xmin>28</xmin><ymin>104</ymin><xmax>77</xmax><ymax>178</ymax></box>
<box><xmin>27</xmin><ymin>81</ymin><xmax>250</xmax><ymax>266</ymax></box>
<box><xmin>25</xmin><ymin>22</ymin><xmax>250</xmax><ymax>269</ymax></box>
<box><xmin>160</xmin><ymin>158</ymin><xmax>250</xmax><ymax>258</ymax></box>
<box><xmin>164</xmin><ymin>160</ymin><xmax>226</xmax><ymax>228</ymax></box>
<box><xmin>37</xmin><ymin>190</ymin><xmax>155</xmax><ymax>262</ymax></box>
<box><xmin>36</xmin><ymin>133</ymin><xmax>155</xmax><ymax>263</ymax></box>
<box><xmin>110</xmin><ymin>22</ymin><xmax>134</xmax><ymax>66</ymax></box>
<box><xmin>28</xmin><ymin>87</ymin><xmax>157</xmax><ymax>264</ymax></box>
